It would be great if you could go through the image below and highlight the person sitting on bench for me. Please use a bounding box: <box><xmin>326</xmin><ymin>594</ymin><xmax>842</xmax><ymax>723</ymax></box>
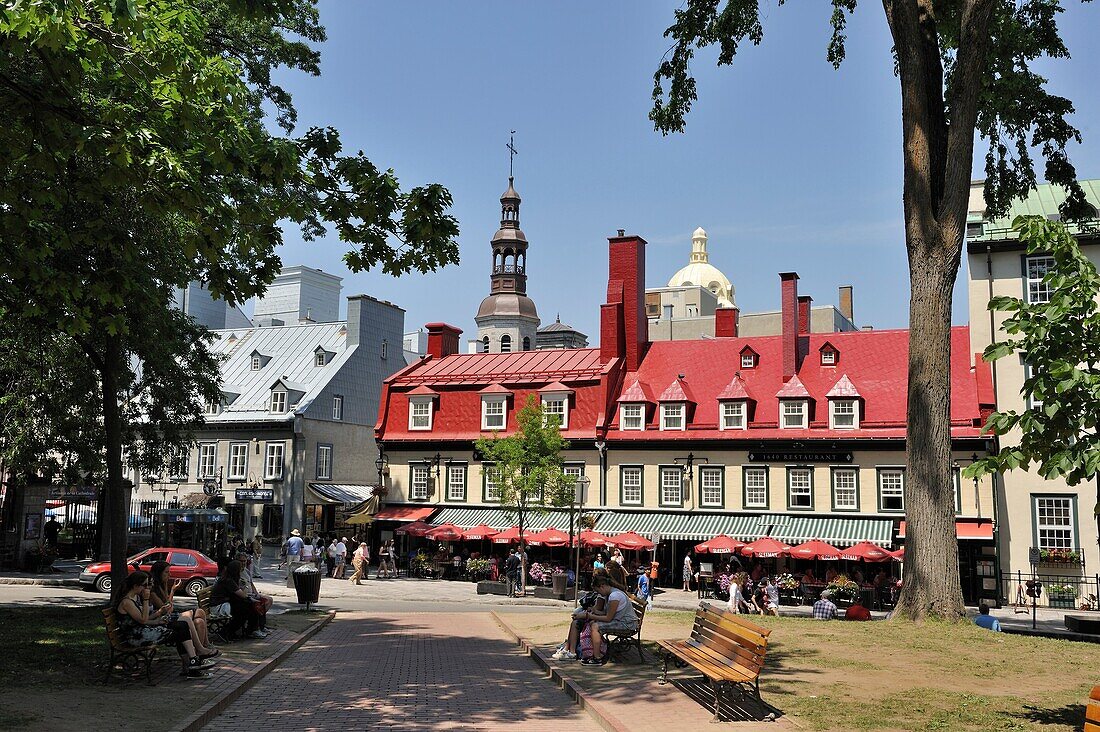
<box><xmin>559</xmin><ymin>574</ymin><xmax>638</xmax><ymax>666</ymax></box>
<box><xmin>116</xmin><ymin>571</ymin><xmax>217</xmax><ymax>677</ymax></box>
<box><xmin>211</xmin><ymin>561</ymin><xmax>266</xmax><ymax>640</ymax></box>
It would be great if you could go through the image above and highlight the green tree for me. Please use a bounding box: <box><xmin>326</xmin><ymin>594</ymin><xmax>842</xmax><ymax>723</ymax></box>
<box><xmin>650</xmin><ymin>0</ymin><xmax>1092</xmax><ymax>620</ymax></box>
<box><xmin>0</xmin><ymin>1</ymin><xmax>460</xmax><ymax>599</ymax></box>
<box><xmin>968</xmin><ymin>216</ymin><xmax>1100</xmax><ymax>487</ymax></box>
<box><xmin>475</xmin><ymin>396</ymin><xmax>573</xmax><ymax>586</ymax></box>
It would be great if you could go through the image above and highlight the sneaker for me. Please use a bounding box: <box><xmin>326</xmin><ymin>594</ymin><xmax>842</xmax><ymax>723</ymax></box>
<box><xmin>552</xmin><ymin>649</ymin><xmax>577</xmax><ymax>661</ymax></box>
<box><xmin>189</xmin><ymin>657</ymin><xmax>215</xmax><ymax>670</ymax></box>
<box><xmin>185</xmin><ymin>668</ymin><xmax>211</xmax><ymax>679</ymax></box>
<box><xmin>247</xmin><ymin>630</ymin><xmax>266</xmax><ymax>639</ymax></box>
<box><xmin>580</xmin><ymin>655</ymin><xmax>608</xmax><ymax>666</ymax></box>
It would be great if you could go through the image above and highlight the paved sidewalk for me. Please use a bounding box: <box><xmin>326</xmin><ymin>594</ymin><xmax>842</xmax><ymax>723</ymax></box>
<box><xmin>201</xmin><ymin>612</ymin><xmax>602</xmax><ymax>732</ymax></box>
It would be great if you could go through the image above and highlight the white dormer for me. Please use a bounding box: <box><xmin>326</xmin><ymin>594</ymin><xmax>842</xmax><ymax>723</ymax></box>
<box><xmin>314</xmin><ymin>345</ymin><xmax>334</xmax><ymax>367</ymax></box>
<box><xmin>539</xmin><ymin>382</ymin><xmax>573</xmax><ymax>430</ymax></box>
<box><xmin>406</xmin><ymin>386</ymin><xmax>438</xmax><ymax>431</ymax></box>
<box><xmin>657</xmin><ymin>377</ymin><xmax>695</xmax><ymax>432</ymax></box>
<box><xmin>270</xmin><ymin>389</ymin><xmax>288</xmax><ymax>413</ymax></box>
<box><xmin>250</xmin><ymin>349</ymin><xmax>272</xmax><ymax>371</ymax></box>
<box><xmin>776</xmin><ymin>375</ymin><xmax>812</xmax><ymax>429</ymax></box>
<box><xmin>269</xmin><ymin>378</ymin><xmax>307</xmax><ymax>414</ymax></box>
<box><xmin>827</xmin><ymin>374</ymin><xmax>862</xmax><ymax>430</ymax></box>
<box><xmin>479</xmin><ymin>384</ymin><xmax>511</xmax><ymax>431</ymax></box>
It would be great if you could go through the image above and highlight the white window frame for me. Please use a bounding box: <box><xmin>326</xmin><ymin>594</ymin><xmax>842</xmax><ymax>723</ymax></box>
<box><xmin>1035</xmin><ymin>496</ymin><xmax>1075</xmax><ymax>550</ymax></box>
<box><xmin>316</xmin><ymin>444</ymin><xmax>332</xmax><ymax>480</ymax></box>
<box><xmin>660</xmin><ymin>402</ymin><xmax>685</xmax><ymax>431</ymax></box>
<box><xmin>719</xmin><ymin>401</ymin><xmax>746</xmax><ymax>430</ymax></box>
<box><xmin>821</xmin><ymin>349</ymin><xmax>836</xmax><ymax>366</ymax></box>
<box><xmin>315</xmin><ymin>352</ymin><xmax>326</xmax><ymax>367</ymax></box>
<box><xmin>744</xmin><ymin>467</ymin><xmax>768</xmax><ymax>508</ymax></box>
<box><xmin>541</xmin><ymin>396</ymin><xmax>568</xmax><ymax>429</ymax></box>
<box><xmin>621</xmin><ymin>466</ymin><xmax>643</xmax><ymax>506</ymax></box>
<box><xmin>878</xmin><ymin>468</ymin><xmax>905</xmax><ymax>512</ymax></box>
<box><xmin>780</xmin><ymin>400</ymin><xmax>808</xmax><ymax>429</ymax></box>
<box><xmin>699</xmin><ymin>466</ymin><xmax>723</xmax><ymax>508</ymax></box>
<box><xmin>198</xmin><ymin>443</ymin><xmax>217</xmax><ymax>479</ymax></box>
<box><xmin>1023</xmin><ymin>363</ymin><xmax>1043</xmax><ymax>411</ymax></box>
<box><xmin>251</xmin><ymin>355</ymin><xmax>262</xmax><ymax>371</ymax></box>
<box><xmin>1026</xmin><ymin>255</ymin><xmax>1055</xmax><ymax>304</ymax></box>
<box><xmin>788</xmin><ymin>468</ymin><xmax>813</xmax><ymax>510</ymax></box>
<box><xmin>204</xmin><ymin>399</ymin><xmax>221</xmax><ymax>416</ymax></box>
<box><xmin>410</xmin><ymin>464</ymin><xmax>431</xmax><ymax>500</ymax></box>
<box><xmin>659</xmin><ymin>467</ymin><xmax>684</xmax><ymax>506</ymax></box>
<box><xmin>169</xmin><ymin>449</ymin><xmax>189</xmax><ymax>481</ymax></box>
<box><xmin>620</xmin><ymin>403</ymin><xmax>644</xmax><ymax>431</ymax></box>
<box><xmin>381</xmin><ymin>340</ymin><xmax>388</xmax><ymax>360</ymax></box>
<box><xmin>446</xmin><ymin>464</ymin><xmax>466</xmax><ymax>501</ymax></box>
<box><xmin>483</xmin><ymin>464</ymin><xmax>501</xmax><ymax>502</ymax></box>
<box><xmin>832</xmin><ymin>468</ymin><xmax>858</xmax><ymax>510</ymax></box>
<box><xmin>830</xmin><ymin>399</ymin><xmax>858</xmax><ymax>429</ymax></box>
<box><xmin>740</xmin><ymin>353</ymin><xmax>755</xmax><ymax>369</ymax></box>
<box><xmin>264</xmin><ymin>442</ymin><xmax>285</xmax><ymax>481</ymax></box>
<box><xmin>228</xmin><ymin>442</ymin><xmax>248</xmax><ymax>481</ymax></box>
<box><xmin>481</xmin><ymin>396</ymin><xmax>507</xmax><ymax>430</ymax></box>
<box><xmin>270</xmin><ymin>390</ymin><xmax>288</xmax><ymax>414</ymax></box>
<box><xmin>409</xmin><ymin>398</ymin><xmax>434</xmax><ymax>431</ymax></box>
<box><xmin>332</xmin><ymin>395</ymin><xmax>343</xmax><ymax>421</ymax></box>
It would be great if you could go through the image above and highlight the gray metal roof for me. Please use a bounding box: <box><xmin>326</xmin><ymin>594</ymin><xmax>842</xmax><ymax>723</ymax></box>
<box><xmin>208</xmin><ymin>322</ymin><xmax>353</xmax><ymax>423</ymax></box>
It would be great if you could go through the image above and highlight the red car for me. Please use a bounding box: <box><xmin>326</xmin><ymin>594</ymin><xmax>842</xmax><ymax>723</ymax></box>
<box><xmin>79</xmin><ymin>547</ymin><xmax>219</xmax><ymax>597</ymax></box>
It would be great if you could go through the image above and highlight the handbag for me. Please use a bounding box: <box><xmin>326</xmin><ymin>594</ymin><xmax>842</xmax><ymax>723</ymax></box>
<box><xmin>251</xmin><ymin>597</ymin><xmax>266</xmax><ymax>615</ymax></box>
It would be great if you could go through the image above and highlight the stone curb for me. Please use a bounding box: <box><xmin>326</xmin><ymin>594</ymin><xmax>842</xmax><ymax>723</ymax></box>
<box><xmin>0</xmin><ymin>576</ymin><xmax>80</xmax><ymax>587</ymax></box>
<box><xmin>171</xmin><ymin>610</ymin><xmax>335</xmax><ymax>732</ymax></box>
<box><xmin>491</xmin><ymin>611</ymin><xmax>631</xmax><ymax>732</ymax></box>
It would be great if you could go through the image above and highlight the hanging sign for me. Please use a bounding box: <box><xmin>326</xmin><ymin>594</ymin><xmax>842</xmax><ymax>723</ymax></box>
<box><xmin>235</xmin><ymin>488</ymin><xmax>274</xmax><ymax>502</ymax></box>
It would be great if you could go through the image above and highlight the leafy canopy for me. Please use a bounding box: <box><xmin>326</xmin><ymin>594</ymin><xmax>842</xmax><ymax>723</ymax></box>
<box><xmin>968</xmin><ymin>215</ymin><xmax>1100</xmax><ymax>486</ymax></box>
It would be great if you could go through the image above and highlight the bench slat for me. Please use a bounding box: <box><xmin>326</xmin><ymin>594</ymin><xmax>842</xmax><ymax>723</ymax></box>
<box><xmin>700</xmin><ymin>611</ymin><xmax>769</xmax><ymax>650</ymax></box>
<box><xmin>1087</xmin><ymin>701</ymin><xmax>1100</xmax><ymax>722</ymax></box>
<box><xmin>1091</xmin><ymin>685</ymin><xmax>1100</xmax><ymax>702</ymax></box>
<box><xmin>695</xmin><ymin>615</ymin><xmax>768</xmax><ymax>656</ymax></box>
<box><xmin>709</xmin><ymin>605</ymin><xmax>772</xmax><ymax>638</ymax></box>
<box><xmin>685</xmin><ymin>638</ymin><xmax>764</xmax><ymax>679</ymax></box>
<box><xmin>657</xmin><ymin>641</ymin><xmax>754</xmax><ymax>683</ymax></box>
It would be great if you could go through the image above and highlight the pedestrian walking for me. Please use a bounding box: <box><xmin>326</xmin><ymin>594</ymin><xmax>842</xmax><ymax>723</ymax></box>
<box><xmin>349</xmin><ymin>541</ymin><xmax>369</xmax><ymax>585</ymax></box>
<box><xmin>333</xmin><ymin>537</ymin><xmax>347</xmax><ymax>579</ymax></box>
<box><xmin>284</xmin><ymin>529</ymin><xmax>304</xmax><ymax>577</ymax></box>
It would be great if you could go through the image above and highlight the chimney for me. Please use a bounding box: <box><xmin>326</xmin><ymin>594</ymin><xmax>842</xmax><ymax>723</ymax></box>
<box><xmin>780</xmin><ymin>272</ymin><xmax>799</xmax><ymax>379</ymax></box>
<box><xmin>425</xmin><ymin>322</ymin><xmax>462</xmax><ymax>358</ymax></box>
<box><xmin>797</xmin><ymin>295</ymin><xmax>812</xmax><ymax>335</ymax></box>
<box><xmin>839</xmin><ymin>285</ymin><xmax>854</xmax><ymax>324</ymax></box>
<box><xmin>715</xmin><ymin>307</ymin><xmax>739</xmax><ymax>338</ymax></box>
<box><xmin>607</xmin><ymin>233</ymin><xmax>648</xmax><ymax>371</ymax></box>
<box><xmin>600</xmin><ymin>301</ymin><xmax>624</xmax><ymax>365</ymax></box>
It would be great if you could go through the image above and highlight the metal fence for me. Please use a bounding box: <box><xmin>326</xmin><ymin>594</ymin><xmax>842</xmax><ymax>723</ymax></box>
<box><xmin>49</xmin><ymin>497</ymin><xmax>182</xmax><ymax>560</ymax></box>
<box><xmin>1000</xmin><ymin>570</ymin><xmax>1100</xmax><ymax>611</ymax></box>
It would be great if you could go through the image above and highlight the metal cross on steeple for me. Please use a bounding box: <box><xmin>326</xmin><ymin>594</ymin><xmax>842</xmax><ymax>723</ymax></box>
<box><xmin>507</xmin><ymin>130</ymin><xmax>518</xmax><ymax>178</ymax></box>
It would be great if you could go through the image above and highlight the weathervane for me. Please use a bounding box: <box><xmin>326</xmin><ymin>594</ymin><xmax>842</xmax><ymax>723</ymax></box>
<box><xmin>507</xmin><ymin>130</ymin><xmax>518</xmax><ymax>178</ymax></box>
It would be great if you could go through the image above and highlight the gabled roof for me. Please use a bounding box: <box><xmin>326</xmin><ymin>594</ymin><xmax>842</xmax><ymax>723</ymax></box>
<box><xmin>271</xmin><ymin>378</ymin><xmax>311</xmax><ymax>394</ymax></box>
<box><xmin>616</xmin><ymin>378</ymin><xmax>655</xmax><ymax>403</ymax></box>
<box><xmin>479</xmin><ymin>383</ymin><xmax>512</xmax><ymax>396</ymax></box>
<box><xmin>658</xmin><ymin>378</ymin><xmax>696</xmax><ymax>404</ymax></box>
<box><xmin>739</xmin><ymin>344</ymin><xmax>759</xmax><ymax>355</ymax></box>
<box><xmin>406</xmin><ymin>385</ymin><xmax>439</xmax><ymax>398</ymax></box>
<box><xmin>539</xmin><ymin>381</ymin><xmax>574</xmax><ymax>394</ymax></box>
<box><xmin>819</xmin><ymin>340</ymin><xmax>838</xmax><ymax>353</ymax></box>
<box><xmin>390</xmin><ymin>348</ymin><xmax>604</xmax><ymax>386</ymax></box>
<box><xmin>776</xmin><ymin>375</ymin><xmax>811</xmax><ymax>399</ymax></box>
<box><xmin>826</xmin><ymin>374</ymin><xmax>861</xmax><ymax>398</ymax></box>
<box><xmin>716</xmin><ymin>373</ymin><xmax>753</xmax><ymax>401</ymax></box>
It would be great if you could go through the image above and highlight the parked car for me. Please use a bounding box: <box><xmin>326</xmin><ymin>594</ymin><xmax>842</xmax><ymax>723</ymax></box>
<box><xmin>79</xmin><ymin>547</ymin><xmax>219</xmax><ymax>596</ymax></box>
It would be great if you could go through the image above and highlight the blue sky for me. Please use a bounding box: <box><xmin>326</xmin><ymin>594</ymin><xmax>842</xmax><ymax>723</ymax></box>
<box><xmin>264</xmin><ymin>1</ymin><xmax>1100</xmax><ymax>342</ymax></box>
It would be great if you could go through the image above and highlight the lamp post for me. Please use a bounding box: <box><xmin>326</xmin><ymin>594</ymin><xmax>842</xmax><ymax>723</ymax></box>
<box><xmin>423</xmin><ymin>452</ymin><xmax>452</xmax><ymax>502</ymax></box>
<box><xmin>675</xmin><ymin>452</ymin><xmax>708</xmax><ymax>508</ymax></box>
<box><xmin>374</xmin><ymin>452</ymin><xmax>389</xmax><ymax>500</ymax></box>
<box><xmin>571</xmin><ymin>475</ymin><xmax>590</xmax><ymax>605</ymax></box>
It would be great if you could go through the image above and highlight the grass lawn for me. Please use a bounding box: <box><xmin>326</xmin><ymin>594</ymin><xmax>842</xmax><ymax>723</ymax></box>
<box><xmin>505</xmin><ymin>609</ymin><xmax>1100</xmax><ymax>731</ymax></box>
<box><xmin>0</xmin><ymin>606</ymin><xmax>104</xmax><ymax>687</ymax></box>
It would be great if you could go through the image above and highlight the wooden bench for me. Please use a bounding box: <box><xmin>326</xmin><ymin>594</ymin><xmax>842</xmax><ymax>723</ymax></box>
<box><xmin>656</xmin><ymin>604</ymin><xmax>771</xmax><ymax>722</ymax></box>
<box><xmin>196</xmin><ymin>587</ymin><xmax>232</xmax><ymax>641</ymax></box>
<box><xmin>604</xmin><ymin>594</ymin><xmax>647</xmax><ymax>662</ymax></box>
<box><xmin>101</xmin><ymin>607</ymin><xmax>158</xmax><ymax>684</ymax></box>
<box><xmin>1086</xmin><ymin>684</ymin><xmax>1100</xmax><ymax>732</ymax></box>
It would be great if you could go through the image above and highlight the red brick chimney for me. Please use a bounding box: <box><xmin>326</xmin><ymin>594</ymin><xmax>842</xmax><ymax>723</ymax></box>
<box><xmin>607</xmin><ymin>233</ymin><xmax>648</xmax><ymax>371</ymax></box>
<box><xmin>780</xmin><ymin>273</ymin><xmax>799</xmax><ymax>379</ymax></box>
<box><xmin>715</xmin><ymin>307</ymin><xmax>739</xmax><ymax>338</ymax></box>
<box><xmin>797</xmin><ymin>295</ymin><xmax>812</xmax><ymax>335</ymax></box>
<box><xmin>425</xmin><ymin>322</ymin><xmax>462</xmax><ymax>358</ymax></box>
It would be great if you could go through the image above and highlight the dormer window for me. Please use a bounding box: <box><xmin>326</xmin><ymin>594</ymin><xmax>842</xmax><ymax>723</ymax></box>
<box><xmin>620</xmin><ymin>403</ymin><xmax>644</xmax><ymax>431</ymax></box>
<box><xmin>204</xmin><ymin>399</ymin><xmax>221</xmax><ymax>416</ymax></box>
<box><xmin>542</xmin><ymin>396</ymin><xmax>568</xmax><ymax>429</ymax></box>
<box><xmin>315</xmin><ymin>352</ymin><xmax>326</xmax><ymax>367</ymax></box>
<box><xmin>270</xmin><ymin>390</ymin><xmax>288</xmax><ymax>413</ymax></box>
<box><xmin>251</xmin><ymin>356</ymin><xmax>262</xmax><ymax>371</ymax></box>
<box><xmin>409</xmin><ymin>397</ymin><xmax>434</xmax><ymax>431</ymax></box>
<box><xmin>739</xmin><ymin>346</ymin><xmax>758</xmax><ymax>369</ymax></box>
<box><xmin>719</xmin><ymin>401</ymin><xmax>746</xmax><ymax>430</ymax></box>
<box><xmin>830</xmin><ymin>399</ymin><xmax>859</xmax><ymax>429</ymax></box>
<box><xmin>780</xmin><ymin>400</ymin><xmax>808</xmax><ymax>429</ymax></box>
<box><xmin>481</xmin><ymin>397</ymin><xmax>507</xmax><ymax>430</ymax></box>
<box><xmin>819</xmin><ymin>342</ymin><xmax>839</xmax><ymax>366</ymax></box>
<box><xmin>660</xmin><ymin>403</ymin><xmax>685</xmax><ymax>431</ymax></box>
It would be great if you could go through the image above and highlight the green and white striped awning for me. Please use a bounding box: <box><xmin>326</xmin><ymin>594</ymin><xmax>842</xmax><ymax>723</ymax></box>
<box><xmin>429</xmin><ymin>507</ymin><xmax>608</xmax><ymax>532</ymax></box>
<box><xmin>589</xmin><ymin>511</ymin><xmax>894</xmax><ymax>547</ymax></box>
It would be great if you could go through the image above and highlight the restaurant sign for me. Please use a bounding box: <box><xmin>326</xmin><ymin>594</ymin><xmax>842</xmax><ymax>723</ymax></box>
<box><xmin>747</xmin><ymin>451</ymin><xmax>853</xmax><ymax>463</ymax></box>
<box><xmin>235</xmin><ymin>488</ymin><xmax>274</xmax><ymax>502</ymax></box>
<box><xmin>48</xmin><ymin>484</ymin><xmax>98</xmax><ymax>500</ymax></box>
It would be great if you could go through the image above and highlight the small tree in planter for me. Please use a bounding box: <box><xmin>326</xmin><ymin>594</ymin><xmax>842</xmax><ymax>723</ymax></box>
<box><xmin>827</xmin><ymin>575</ymin><xmax>859</xmax><ymax>607</ymax></box>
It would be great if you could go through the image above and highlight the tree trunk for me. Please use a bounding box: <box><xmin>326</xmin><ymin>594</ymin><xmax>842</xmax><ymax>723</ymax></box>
<box><xmin>102</xmin><ymin>334</ymin><xmax>130</xmax><ymax>605</ymax></box>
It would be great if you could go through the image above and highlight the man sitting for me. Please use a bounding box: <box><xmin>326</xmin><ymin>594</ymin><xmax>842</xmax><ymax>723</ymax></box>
<box><xmin>844</xmin><ymin>596</ymin><xmax>871</xmax><ymax>621</ymax></box>
<box><xmin>973</xmin><ymin>603</ymin><xmax>1001</xmax><ymax>632</ymax></box>
<box><xmin>813</xmin><ymin>590</ymin><xmax>838</xmax><ymax>620</ymax></box>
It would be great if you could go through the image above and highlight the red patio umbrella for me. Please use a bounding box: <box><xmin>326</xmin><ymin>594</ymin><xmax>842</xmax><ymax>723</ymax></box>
<box><xmin>693</xmin><ymin>534</ymin><xmax>746</xmax><ymax>555</ymax></box>
<box><xmin>526</xmin><ymin>527</ymin><xmax>570</xmax><ymax>547</ymax></box>
<box><xmin>839</xmin><ymin>541</ymin><xmax>892</xmax><ymax>562</ymax></box>
<box><xmin>461</xmin><ymin>524</ymin><xmax>499</xmax><ymax>541</ymax></box>
<box><xmin>578</xmin><ymin>530</ymin><xmax>611</xmax><ymax>547</ymax></box>
<box><xmin>888</xmin><ymin>547</ymin><xmax>905</xmax><ymax>561</ymax></box>
<box><xmin>788</xmin><ymin>539</ymin><xmax>841</xmax><ymax>561</ymax></box>
<box><xmin>607</xmin><ymin>531</ymin><xmax>656</xmax><ymax>550</ymax></box>
<box><xmin>394</xmin><ymin>520</ymin><xmax>433</xmax><ymax>537</ymax></box>
<box><xmin>491</xmin><ymin>526</ymin><xmax>536</xmax><ymax>544</ymax></box>
<box><xmin>425</xmin><ymin>523</ymin><xmax>464</xmax><ymax>542</ymax></box>
<box><xmin>740</xmin><ymin>537</ymin><xmax>791</xmax><ymax>558</ymax></box>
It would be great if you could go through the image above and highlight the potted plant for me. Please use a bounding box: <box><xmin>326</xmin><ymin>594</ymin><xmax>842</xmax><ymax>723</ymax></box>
<box><xmin>528</xmin><ymin>562</ymin><xmax>551</xmax><ymax>586</ymax></box>
<box><xmin>826</xmin><ymin>575</ymin><xmax>859</xmax><ymax>608</ymax></box>
<box><xmin>1038</xmin><ymin>548</ymin><xmax>1082</xmax><ymax>565</ymax></box>
<box><xmin>1048</xmin><ymin>582</ymin><xmax>1078</xmax><ymax>609</ymax></box>
<box><xmin>775</xmin><ymin>573</ymin><xmax>800</xmax><ymax>605</ymax></box>
<box><xmin>466</xmin><ymin>557</ymin><xmax>490</xmax><ymax>582</ymax></box>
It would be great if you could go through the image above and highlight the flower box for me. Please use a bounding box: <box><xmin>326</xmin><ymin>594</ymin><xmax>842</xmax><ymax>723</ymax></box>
<box><xmin>1049</xmin><ymin>594</ymin><xmax>1076</xmax><ymax>609</ymax></box>
<box><xmin>1036</xmin><ymin>549</ymin><xmax>1082</xmax><ymax>565</ymax></box>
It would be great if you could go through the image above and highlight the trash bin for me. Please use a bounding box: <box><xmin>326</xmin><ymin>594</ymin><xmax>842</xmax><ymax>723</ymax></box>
<box><xmin>552</xmin><ymin>572</ymin><xmax>567</xmax><ymax>597</ymax></box>
<box><xmin>293</xmin><ymin>566</ymin><xmax>321</xmax><ymax>610</ymax></box>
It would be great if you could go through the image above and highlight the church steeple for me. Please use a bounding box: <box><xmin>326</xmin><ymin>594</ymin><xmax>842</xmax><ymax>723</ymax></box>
<box><xmin>489</xmin><ymin>177</ymin><xmax>528</xmax><ymax>295</ymax></box>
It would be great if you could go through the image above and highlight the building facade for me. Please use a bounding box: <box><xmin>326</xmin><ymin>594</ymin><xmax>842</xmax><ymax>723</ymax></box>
<box><xmin>376</xmin><ymin>234</ymin><xmax>1001</xmax><ymax>604</ymax></box>
<box><xmin>966</xmin><ymin>179</ymin><xmax>1100</xmax><ymax>596</ymax></box>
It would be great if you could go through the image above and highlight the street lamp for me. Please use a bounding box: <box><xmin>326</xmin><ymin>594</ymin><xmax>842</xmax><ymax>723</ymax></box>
<box><xmin>423</xmin><ymin>452</ymin><xmax>452</xmax><ymax>501</ymax></box>
<box><xmin>570</xmin><ymin>475</ymin><xmax>590</xmax><ymax>605</ymax></box>
<box><xmin>374</xmin><ymin>452</ymin><xmax>389</xmax><ymax>497</ymax></box>
<box><xmin>675</xmin><ymin>452</ymin><xmax>708</xmax><ymax>508</ymax></box>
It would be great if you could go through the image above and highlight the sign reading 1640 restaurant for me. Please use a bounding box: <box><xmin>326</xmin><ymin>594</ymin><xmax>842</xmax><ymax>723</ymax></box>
<box><xmin>747</xmin><ymin>451</ymin><xmax>853</xmax><ymax>464</ymax></box>
<box><xmin>235</xmin><ymin>488</ymin><xmax>274</xmax><ymax>502</ymax></box>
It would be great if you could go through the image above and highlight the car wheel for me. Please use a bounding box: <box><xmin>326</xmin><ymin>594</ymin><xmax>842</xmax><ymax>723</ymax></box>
<box><xmin>185</xmin><ymin>578</ymin><xmax>207</xmax><ymax>597</ymax></box>
<box><xmin>94</xmin><ymin>574</ymin><xmax>112</xmax><ymax>594</ymax></box>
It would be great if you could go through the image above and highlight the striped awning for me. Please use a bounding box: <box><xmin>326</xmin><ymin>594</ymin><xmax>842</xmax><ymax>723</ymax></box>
<box><xmin>430</xmin><ymin>507</ymin><xmax>608</xmax><ymax>532</ymax></box>
<box><xmin>306</xmin><ymin>483</ymin><xmax>378</xmax><ymax>505</ymax></box>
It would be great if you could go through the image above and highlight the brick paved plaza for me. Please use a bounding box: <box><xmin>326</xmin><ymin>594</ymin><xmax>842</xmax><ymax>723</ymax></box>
<box><xmin>202</xmin><ymin>612</ymin><xmax>602</xmax><ymax>732</ymax></box>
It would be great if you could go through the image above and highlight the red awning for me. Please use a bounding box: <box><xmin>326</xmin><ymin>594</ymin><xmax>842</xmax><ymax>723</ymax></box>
<box><xmin>526</xmin><ymin>528</ymin><xmax>571</xmax><ymax>547</ymax></box>
<box><xmin>897</xmin><ymin>521</ymin><xmax>993</xmax><ymax>540</ymax></box>
<box><xmin>374</xmin><ymin>506</ymin><xmax>436</xmax><ymax>522</ymax></box>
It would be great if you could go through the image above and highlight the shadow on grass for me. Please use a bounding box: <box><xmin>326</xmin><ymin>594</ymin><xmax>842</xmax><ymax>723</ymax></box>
<box><xmin>1016</xmin><ymin>702</ymin><xmax>1085</xmax><ymax>728</ymax></box>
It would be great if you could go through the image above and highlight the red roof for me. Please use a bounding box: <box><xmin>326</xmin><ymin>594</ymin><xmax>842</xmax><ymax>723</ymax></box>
<box><xmin>406</xmin><ymin>385</ymin><xmax>439</xmax><ymax>397</ymax></box>
<box><xmin>657</xmin><ymin>377</ymin><xmax>696</xmax><ymax>403</ymax></box>
<box><xmin>617</xmin><ymin>378</ymin><xmax>655</xmax><ymax>403</ymax></box>
<box><xmin>826</xmin><ymin>374</ymin><xmax>861</xmax><ymax>398</ymax></box>
<box><xmin>716</xmin><ymin>374</ymin><xmax>753</xmax><ymax>401</ymax></box>
<box><xmin>776</xmin><ymin>375</ymin><xmax>811</xmax><ymax>399</ymax></box>
<box><xmin>539</xmin><ymin>381</ymin><xmax>574</xmax><ymax>394</ymax></box>
<box><xmin>390</xmin><ymin>348</ymin><xmax>605</xmax><ymax>386</ymax></box>
<box><xmin>479</xmin><ymin>383</ymin><xmax>512</xmax><ymax>395</ymax></box>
